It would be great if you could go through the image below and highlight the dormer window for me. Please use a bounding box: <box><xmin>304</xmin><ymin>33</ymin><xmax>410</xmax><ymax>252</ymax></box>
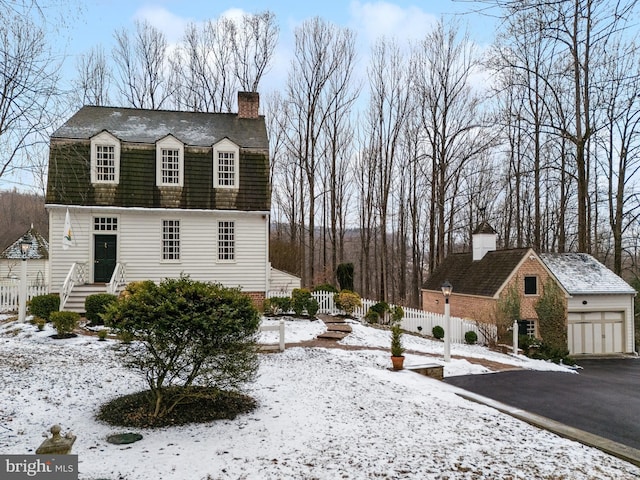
<box><xmin>156</xmin><ymin>135</ymin><xmax>184</xmax><ymax>187</ymax></box>
<box><xmin>213</xmin><ymin>138</ymin><xmax>239</xmax><ymax>188</ymax></box>
<box><xmin>91</xmin><ymin>131</ymin><xmax>120</xmax><ymax>184</ymax></box>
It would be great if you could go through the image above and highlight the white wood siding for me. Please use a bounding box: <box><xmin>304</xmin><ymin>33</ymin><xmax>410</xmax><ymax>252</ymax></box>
<box><xmin>0</xmin><ymin>259</ymin><xmax>49</xmax><ymax>285</ymax></box>
<box><xmin>268</xmin><ymin>267</ymin><xmax>301</xmax><ymax>296</ymax></box>
<box><xmin>47</xmin><ymin>206</ymin><xmax>268</xmax><ymax>293</ymax></box>
<box><xmin>567</xmin><ymin>294</ymin><xmax>635</xmax><ymax>354</ymax></box>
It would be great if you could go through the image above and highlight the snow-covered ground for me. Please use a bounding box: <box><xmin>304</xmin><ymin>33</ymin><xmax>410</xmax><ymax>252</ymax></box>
<box><xmin>1</xmin><ymin>314</ymin><xmax>638</xmax><ymax>479</ymax></box>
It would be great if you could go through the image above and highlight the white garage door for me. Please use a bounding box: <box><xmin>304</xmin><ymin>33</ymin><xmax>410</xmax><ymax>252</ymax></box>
<box><xmin>567</xmin><ymin>311</ymin><xmax>624</xmax><ymax>355</ymax></box>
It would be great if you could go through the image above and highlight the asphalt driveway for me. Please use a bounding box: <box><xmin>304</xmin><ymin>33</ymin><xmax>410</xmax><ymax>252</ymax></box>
<box><xmin>444</xmin><ymin>358</ymin><xmax>640</xmax><ymax>451</ymax></box>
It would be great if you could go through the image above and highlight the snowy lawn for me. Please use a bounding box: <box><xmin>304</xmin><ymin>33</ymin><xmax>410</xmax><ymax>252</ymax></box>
<box><xmin>0</xmin><ymin>315</ymin><xmax>638</xmax><ymax>479</ymax></box>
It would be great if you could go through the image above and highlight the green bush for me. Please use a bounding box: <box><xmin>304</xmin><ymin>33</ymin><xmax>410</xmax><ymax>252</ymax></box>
<box><xmin>432</xmin><ymin>325</ymin><xmax>444</xmax><ymax>340</ymax></box>
<box><xmin>312</xmin><ymin>283</ymin><xmax>338</xmax><ymax>293</ymax></box>
<box><xmin>333</xmin><ymin>290</ymin><xmax>362</xmax><ymax>316</ymax></box>
<box><xmin>306</xmin><ymin>298</ymin><xmax>319</xmax><ymax>317</ymax></box>
<box><xmin>371</xmin><ymin>301</ymin><xmax>391</xmax><ymax>323</ymax></box>
<box><xmin>336</xmin><ymin>263</ymin><xmax>354</xmax><ymax>291</ymax></box>
<box><xmin>390</xmin><ymin>322</ymin><xmax>405</xmax><ymax>357</ymax></box>
<box><xmin>263</xmin><ymin>296</ymin><xmax>292</xmax><ymax>315</ymax></box>
<box><xmin>530</xmin><ymin>341</ymin><xmax>575</xmax><ymax>365</ymax></box>
<box><xmin>85</xmin><ymin>293</ymin><xmax>118</xmax><ymax>325</ymax></box>
<box><xmin>97</xmin><ymin>329</ymin><xmax>108</xmax><ymax>341</ymax></box>
<box><xmin>50</xmin><ymin>311</ymin><xmax>80</xmax><ymax>337</ymax></box>
<box><xmin>292</xmin><ymin>288</ymin><xmax>313</xmax><ymax>316</ymax></box>
<box><xmin>464</xmin><ymin>330</ymin><xmax>478</xmax><ymax>345</ymax></box>
<box><xmin>28</xmin><ymin>294</ymin><xmax>60</xmax><ymax>321</ymax></box>
<box><xmin>365</xmin><ymin>309</ymin><xmax>380</xmax><ymax>324</ymax></box>
<box><xmin>103</xmin><ymin>275</ymin><xmax>260</xmax><ymax>421</ymax></box>
<box><xmin>391</xmin><ymin>305</ymin><xmax>404</xmax><ymax>323</ymax></box>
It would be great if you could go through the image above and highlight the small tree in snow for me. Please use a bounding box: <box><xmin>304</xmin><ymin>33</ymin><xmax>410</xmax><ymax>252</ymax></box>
<box><xmin>103</xmin><ymin>276</ymin><xmax>260</xmax><ymax>420</ymax></box>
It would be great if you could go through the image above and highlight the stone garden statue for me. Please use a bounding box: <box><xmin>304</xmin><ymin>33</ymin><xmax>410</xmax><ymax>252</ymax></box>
<box><xmin>36</xmin><ymin>425</ymin><xmax>76</xmax><ymax>454</ymax></box>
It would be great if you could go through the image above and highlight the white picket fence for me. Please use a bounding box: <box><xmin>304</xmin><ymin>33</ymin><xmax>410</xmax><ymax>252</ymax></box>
<box><xmin>269</xmin><ymin>290</ymin><xmax>495</xmax><ymax>346</ymax></box>
<box><xmin>0</xmin><ymin>281</ymin><xmax>49</xmax><ymax>313</ymax></box>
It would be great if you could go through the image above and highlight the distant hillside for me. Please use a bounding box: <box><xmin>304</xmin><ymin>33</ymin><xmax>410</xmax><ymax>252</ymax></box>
<box><xmin>0</xmin><ymin>190</ymin><xmax>48</xmax><ymax>251</ymax></box>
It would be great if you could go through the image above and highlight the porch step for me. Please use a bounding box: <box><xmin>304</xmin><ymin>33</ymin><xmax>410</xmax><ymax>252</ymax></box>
<box><xmin>63</xmin><ymin>284</ymin><xmax>108</xmax><ymax>314</ymax></box>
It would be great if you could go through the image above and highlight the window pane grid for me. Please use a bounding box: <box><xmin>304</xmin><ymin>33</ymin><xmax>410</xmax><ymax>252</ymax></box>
<box><xmin>162</xmin><ymin>220</ymin><xmax>180</xmax><ymax>260</ymax></box>
<box><xmin>162</xmin><ymin>149</ymin><xmax>180</xmax><ymax>184</ymax></box>
<box><xmin>218</xmin><ymin>152</ymin><xmax>235</xmax><ymax>186</ymax></box>
<box><xmin>94</xmin><ymin>217</ymin><xmax>118</xmax><ymax>231</ymax></box>
<box><xmin>218</xmin><ymin>221</ymin><xmax>235</xmax><ymax>261</ymax></box>
<box><xmin>96</xmin><ymin>145</ymin><xmax>115</xmax><ymax>182</ymax></box>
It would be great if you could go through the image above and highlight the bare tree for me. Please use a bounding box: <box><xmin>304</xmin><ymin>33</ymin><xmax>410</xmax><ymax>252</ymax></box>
<box><xmin>285</xmin><ymin>17</ymin><xmax>356</xmax><ymax>286</ymax></box>
<box><xmin>232</xmin><ymin>11</ymin><xmax>279</xmax><ymax>92</ymax></box>
<box><xmin>0</xmin><ymin>5</ymin><xmax>60</xmax><ymax>182</ymax></box>
<box><xmin>72</xmin><ymin>45</ymin><xmax>111</xmax><ymax>107</ymax></box>
<box><xmin>112</xmin><ymin>19</ymin><xmax>173</xmax><ymax>109</ymax></box>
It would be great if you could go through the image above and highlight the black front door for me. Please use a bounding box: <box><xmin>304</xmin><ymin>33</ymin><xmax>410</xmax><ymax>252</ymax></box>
<box><xmin>94</xmin><ymin>234</ymin><xmax>117</xmax><ymax>283</ymax></box>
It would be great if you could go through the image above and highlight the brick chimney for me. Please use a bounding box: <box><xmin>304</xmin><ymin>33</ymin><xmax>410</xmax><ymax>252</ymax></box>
<box><xmin>238</xmin><ymin>91</ymin><xmax>260</xmax><ymax>119</ymax></box>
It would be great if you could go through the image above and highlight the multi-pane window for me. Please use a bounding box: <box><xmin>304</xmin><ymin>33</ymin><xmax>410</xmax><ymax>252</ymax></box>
<box><xmin>94</xmin><ymin>217</ymin><xmax>118</xmax><ymax>231</ymax></box>
<box><xmin>217</xmin><ymin>151</ymin><xmax>236</xmax><ymax>187</ymax></box>
<box><xmin>524</xmin><ymin>276</ymin><xmax>538</xmax><ymax>295</ymax></box>
<box><xmin>162</xmin><ymin>220</ymin><xmax>180</xmax><ymax>261</ymax></box>
<box><xmin>161</xmin><ymin>149</ymin><xmax>180</xmax><ymax>184</ymax></box>
<box><xmin>91</xmin><ymin>131</ymin><xmax>120</xmax><ymax>184</ymax></box>
<box><xmin>218</xmin><ymin>221</ymin><xmax>235</xmax><ymax>261</ymax></box>
<box><xmin>213</xmin><ymin>139</ymin><xmax>239</xmax><ymax>188</ymax></box>
<box><xmin>95</xmin><ymin>145</ymin><xmax>116</xmax><ymax>182</ymax></box>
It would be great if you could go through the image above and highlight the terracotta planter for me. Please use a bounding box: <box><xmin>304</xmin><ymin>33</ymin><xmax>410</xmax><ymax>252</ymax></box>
<box><xmin>391</xmin><ymin>355</ymin><xmax>405</xmax><ymax>370</ymax></box>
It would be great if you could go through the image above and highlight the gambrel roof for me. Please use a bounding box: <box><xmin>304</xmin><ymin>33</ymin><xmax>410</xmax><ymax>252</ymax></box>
<box><xmin>46</xmin><ymin>105</ymin><xmax>270</xmax><ymax>212</ymax></box>
<box><xmin>51</xmin><ymin>106</ymin><xmax>269</xmax><ymax>150</ymax></box>
<box><xmin>540</xmin><ymin>253</ymin><xmax>636</xmax><ymax>295</ymax></box>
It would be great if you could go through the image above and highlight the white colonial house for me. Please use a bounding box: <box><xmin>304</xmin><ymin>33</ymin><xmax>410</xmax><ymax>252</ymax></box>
<box><xmin>46</xmin><ymin>92</ymin><xmax>277</xmax><ymax>312</ymax></box>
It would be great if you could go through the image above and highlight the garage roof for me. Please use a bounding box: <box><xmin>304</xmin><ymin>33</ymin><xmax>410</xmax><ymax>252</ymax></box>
<box><xmin>540</xmin><ymin>253</ymin><xmax>636</xmax><ymax>295</ymax></box>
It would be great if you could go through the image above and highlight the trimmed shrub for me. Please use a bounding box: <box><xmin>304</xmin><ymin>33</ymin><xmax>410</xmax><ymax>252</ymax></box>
<box><xmin>28</xmin><ymin>294</ymin><xmax>60</xmax><ymax>321</ymax></box>
<box><xmin>312</xmin><ymin>283</ymin><xmax>338</xmax><ymax>293</ymax></box>
<box><xmin>103</xmin><ymin>275</ymin><xmax>260</xmax><ymax>421</ymax></box>
<box><xmin>390</xmin><ymin>322</ymin><xmax>405</xmax><ymax>357</ymax></box>
<box><xmin>291</xmin><ymin>288</ymin><xmax>313</xmax><ymax>316</ymax></box>
<box><xmin>50</xmin><ymin>311</ymin><xmax>80</xmax><ymax>337</ymax></box>
<box><xmin>370</xmin><ymin>301</ymin><xmax>390</xmax><ymax>316</ymax></box>
<box><xmin>464</xmin><ymin>330</ymin><xmax>478</xmax><ymax>345</ymax></box>
<box><xmin>432</xmin><ymin>325</ymin><xmax>445</xmax><ymax>340</ymax></box>
<box><xmin>85</xmin><ymin>293</ymin><xmax>118</xmax><ymax>325</ymax></box>
<box><xmin>333</xmin><ymin>290</ymin><xmax>362</xmax><ymax>316</ymax></box>
<box><xmin>391</xmin><ymin>305</ymin><xmax>404</xmax><ymax>323</ymax></box>
<box><xmin>97</xmin><ymin>329</ymin><xmax>108</xmax><ymax>341</ymax></box>
<box><xmin>306</xmin><ymin>298</ymin><xmax>319</xmax><ymax>317</ymax></box>
<box><xmin>365</xmin><ymin>309</ymin><xmax>380</xmax><ymax>324</ymax></box>
<box><xmin>263</xmin><ymin>296</ymin><xmax>292</xmax><ymax>316</ymax></box>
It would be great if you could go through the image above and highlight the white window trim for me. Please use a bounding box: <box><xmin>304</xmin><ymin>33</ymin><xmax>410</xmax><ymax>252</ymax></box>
<box><xmin>213</xmin><ymin>138</ymin><xmax>239</xmax><ymax>189</ymax></box>
<box><xmin>90</xmin><ymin>131</ymin><xmax>120</xmax><ymax>184</ymax></box>
<box><xmin>161</xmin><ymin>219</ymin><xmax>181</xmax><ymax>263</ymax></box>
<box><xmin>217</xmin><ymin>220</ymin><xmax>236</xmax><ymax>263</ymax></box>
<box><xmin>156</xmin><ymin>135</ymin><xmax>184</xmax><ymax>187</ymax></box>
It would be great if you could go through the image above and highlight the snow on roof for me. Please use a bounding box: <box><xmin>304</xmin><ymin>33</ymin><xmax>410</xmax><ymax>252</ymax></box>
<box><xmin>540</xmin><ymin>253</ymin><xmax>635</xmax><ymax>295</ymax></box>
<box><xmin>51</xmin><ymin>106</ymin><xmax>268</xmax><ymax>149</ymax></box>
<box><xmin>0</xmin><ymin>228</ymin><xmax>49</xmax><ymax>260</ymax></box>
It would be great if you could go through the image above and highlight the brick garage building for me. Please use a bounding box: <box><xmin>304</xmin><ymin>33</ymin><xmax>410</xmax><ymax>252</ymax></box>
<box><xmin>422</xmin><ymin>223</ymin><xmax>636</xmax><ymax>355</ymax></box>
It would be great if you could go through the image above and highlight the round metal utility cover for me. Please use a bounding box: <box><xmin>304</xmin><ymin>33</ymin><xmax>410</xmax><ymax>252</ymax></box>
<box><xmin>106</xmin><ymin>433</ymin><xmax>143</xmax><ymax>445</ymax></box>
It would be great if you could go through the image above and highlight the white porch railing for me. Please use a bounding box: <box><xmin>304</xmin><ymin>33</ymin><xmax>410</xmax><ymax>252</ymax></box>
<box><xmin>268</xmin><ymin>290</ymin><xmax>495</xmax><ymax>346</ymax></box>
<box><xmin>0</xmin><ymin>281</ymin><xmax>49</xmax><ymax>313</ymax></box>
<box><xmin>107</xmin><ymin>263</ymin><xmax>127</xmax><ymax>296</ymax></box>
<box><xmin>60</xmin><ymin>262</ymin><xmax>88</xmax><ymax>311</ymax></box>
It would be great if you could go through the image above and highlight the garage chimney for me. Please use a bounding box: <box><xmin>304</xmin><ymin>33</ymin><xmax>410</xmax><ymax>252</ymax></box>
<box><xmin>238</xmin><ymin>91</ymin><xmax>259</xmax><ymax>119</ymax></box>
<box><xmin>472</xmin><ymin>222</ymin><xmax>497</xmax><ymax>261</ymax></box>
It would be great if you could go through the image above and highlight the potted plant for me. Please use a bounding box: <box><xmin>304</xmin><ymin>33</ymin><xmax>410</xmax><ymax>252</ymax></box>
<box><xmin>390</xmin><ymin>321</ymin><xmax>405</xmax><ymax>370</ymax></box>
